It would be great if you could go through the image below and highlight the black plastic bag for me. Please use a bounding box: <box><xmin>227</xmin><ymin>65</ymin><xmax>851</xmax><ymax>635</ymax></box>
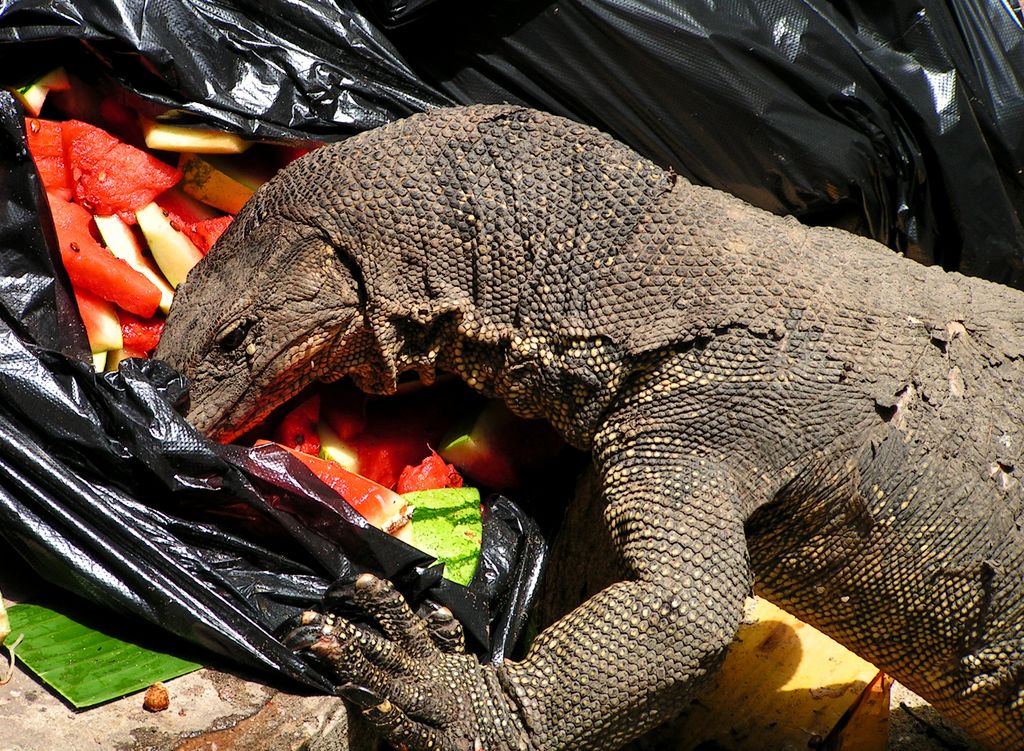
<box><xmin>0</xmin><ymin>0</ymin><xmax>451</xmax><ymax>140</ymax></box>
<box><xmin>383</xmin><ymin>0</ymin><xmax>1024</xmax><ymax>287</ymax></box>
<box><xmin>0</xmin><ymin>0</ymin><xmax>544</xmax><ymax>690</ymax></box>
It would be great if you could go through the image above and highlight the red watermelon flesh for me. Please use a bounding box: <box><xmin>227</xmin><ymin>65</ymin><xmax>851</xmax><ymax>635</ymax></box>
<box><xmin>156</xmin><ymin>186</ymin><xmax>220</xmax><ymax>223</ymax></box>
<box><xmin>45</xmin><ymin>192</ymin><xmax>162</xmax><ymax>317</ymax></box>
<box><xmin>255</xmin><ymin>440</ymin><xmax>412</xmax><ymax>538</ymax></box>
<box><xmin>62</xmin><ymin>120</ymin><xmax>181</xmax><ymax>223</ymax></box>
<box><xmin>321</xmin><ymin>380</ymin><xmax>483</xmax><ymax>490</ymax></box>
<box><xmin>188</xmin><ymin>215</ymin><xmax>234</xmax><ymax>254</ymax></box>
<box><xmin>396</xmin><ymin>449</ymin><xmax>464</xmax><ymax>494</ymax></box>
<box><xmin>119</xmin><ymin>311</ymin><xmax>165</xmax><ymax>354</ymax></box>
<box><xmin>273</xmin><ymin>392</ymin><xmax>321</xmax><ymax>456</ymax></box>
<box><xmin>25</xmin><ymin>118</ymin><xmax>72</xmax><ymax>200</ymax></box>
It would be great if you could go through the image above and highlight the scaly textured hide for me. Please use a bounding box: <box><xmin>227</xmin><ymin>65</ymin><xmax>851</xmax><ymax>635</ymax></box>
<box><xmin>156</xmin><ymin>105</ymin><xmax>1024</xmax><ymax>751</ymax></box>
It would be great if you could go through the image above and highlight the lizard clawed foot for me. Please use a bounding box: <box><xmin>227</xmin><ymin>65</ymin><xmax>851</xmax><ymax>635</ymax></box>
<box><xmin>287</xmin><ymin>574</ymin><xmax>528</xmax><ymax>751</ymax></box>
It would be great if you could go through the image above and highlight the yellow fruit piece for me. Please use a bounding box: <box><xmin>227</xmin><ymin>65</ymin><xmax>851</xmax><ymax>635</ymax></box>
<box><xmin>141</xmin><ymin>119</ymin><xmax>251</xmax><ymax>154</ymax></box>
<box><xmin>178</xmin><ymin>153</ymin><xmax>267</xmax><ymax>214</ymax></box>
<box><xmin>665</xmin><ymin>597</ymin><xmax>880</xmax><ymax>750</ymax></box>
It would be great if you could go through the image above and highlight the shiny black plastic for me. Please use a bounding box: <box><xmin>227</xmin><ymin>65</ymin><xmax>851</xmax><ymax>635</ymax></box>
<box><xmin>386</xmin><ymin>0</ymin><xmax>1024</xmax><ymax>287</ymax></box>
<box><xmin>0</xmin><ymin>0</ymin><xmax>451</xmax><ymax>140</ymax></box>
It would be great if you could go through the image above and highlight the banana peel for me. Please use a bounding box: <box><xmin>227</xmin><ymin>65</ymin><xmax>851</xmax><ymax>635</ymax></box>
<box><xmin>666</xmin><ymin>597</ymin><xmax>884</xmax><ymax>750</ymax></box>
<box><xmin>825</xmin><ymin>671</ymin><xmax>893</xmax><ymax>751</ymax></box>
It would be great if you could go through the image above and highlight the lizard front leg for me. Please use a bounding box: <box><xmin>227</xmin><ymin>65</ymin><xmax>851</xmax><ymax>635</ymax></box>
<box><xmin>496</xmin><ymin>416</ymin><xmax>753</xmax><ymax>748</ymax></box>
<box><xmin>295</xmin><ymin>410</ymin><xmax>752</xmax><ymax>751</ymax></box>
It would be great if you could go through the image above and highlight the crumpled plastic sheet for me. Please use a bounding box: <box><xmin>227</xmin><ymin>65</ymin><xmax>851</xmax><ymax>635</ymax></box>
<box><xmin>384</xmin><ymin>0</ymin><xmax>1024</xmax><ymax>287</ymax></box>
<box><xmin>0</xmin><ymin>0</ymin><xmax>452</xmax><ymax>140</ymax></box>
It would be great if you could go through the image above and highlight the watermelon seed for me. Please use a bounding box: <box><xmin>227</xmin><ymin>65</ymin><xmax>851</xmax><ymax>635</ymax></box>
<box><xmin>69</xmin><ymin>242</ymin><xmax>80</xmax><ymax>254</ymax></box>
<box><xmin>29</xmin><ymin>120</ymin><xmax>40</xmax><ymax>134</ymax></box>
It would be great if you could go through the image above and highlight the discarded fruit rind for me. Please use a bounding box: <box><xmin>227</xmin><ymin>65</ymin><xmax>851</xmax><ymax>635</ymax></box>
<box><xmin>318</xmin><ymin>419</ymin><xmax>360</xmax><ymax>473</ymax></box>
<box><xmin>141</xmin><ymin>119</ymin><xmax>251</xmax><ymax>154</ymax></box>
<box><xmin>47</xmin><ymin>193</ymin><xmax>163</xmax><ymax>317</ymax></box>
<box><xmin>11</xmin><ymin>68</ymin><xmax>69</xmax><ymax>116</ymax></box>
<box><xmin>135</xmin><ymin>202</ymin><xmax>204</xmax><ymax>288</ymax></box>
<box><xmin>0</xmin><ymin>592</ymin><xmax>9</xmax><ymax>643</ymax></box>
<box><xmin>439</xmin><ymin>400</ymin><xmax>564</xmax><ymax>488</ymax></box>
<box><xmin>177</xmin><ymin>152</ymin><xmax>268</xmax><ymax>214</ymax></box>
<box><xmin>74</xmin><ymin>287</ymin><xmax>123</xmax><ymax>354</ymax></box>
<box><xmin>404</xmin><ymin>487</ymin><xmax>482</xmax><ymax>586</ymax></box>
<box><xmin>256</xmin><ymin>440</ymin><xmax>413</xmax><ymax>541</ymax></box>
<box><xmin>94</xmin><ymin>214</ymin><xmax>174</xmax><ymax>313</ymax></box>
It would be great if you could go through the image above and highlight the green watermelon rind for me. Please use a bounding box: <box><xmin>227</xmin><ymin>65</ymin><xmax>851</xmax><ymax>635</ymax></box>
<box><xmin>404</xmin><ymin>488</ymin><xmax>482</xmax><ymax>587</ymax></box>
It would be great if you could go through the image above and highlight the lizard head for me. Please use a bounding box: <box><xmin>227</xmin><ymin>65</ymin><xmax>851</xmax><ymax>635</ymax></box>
<box><xmin>156</xmin><ymin>104</ymin><xmax>577</xmax><ymax>442</ymax></box>
<box><xmin>154</xmin><ymin>202</ymin><xmax>364</xmax><ymax>443</ymax></box>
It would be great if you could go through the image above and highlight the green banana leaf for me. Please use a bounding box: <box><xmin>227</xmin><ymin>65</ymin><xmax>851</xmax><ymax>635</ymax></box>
<box><xmin>4</xmin><ymin>603</ymin><xmax>200</xmax><ymax>708</ymax></box>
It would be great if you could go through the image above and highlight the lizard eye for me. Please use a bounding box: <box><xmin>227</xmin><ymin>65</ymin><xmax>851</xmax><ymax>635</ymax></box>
<box><xmin>216</xmin><ymin>318</ymin><xmax>251</xmax><ymax>351</ymax></box>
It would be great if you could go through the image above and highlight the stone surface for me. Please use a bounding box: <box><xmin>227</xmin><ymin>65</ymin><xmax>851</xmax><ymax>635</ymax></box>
<box><xmin>0</xmin><ymin>555</ymin><xmax>372</xmax><ymax>751</ymax></box>
<box><xmin>0</xmin><ymin>659</ymin><xmax>360</xmax><ymax>751</ymax></box>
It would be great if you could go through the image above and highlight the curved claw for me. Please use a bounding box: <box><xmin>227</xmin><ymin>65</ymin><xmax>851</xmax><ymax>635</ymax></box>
<box><xmin>354</xmin><ymin>574</ymin><xmax>438</xmax><ymax>658</ymax></box>
<box><xmin>282</xmin><ymin>610</ymin><xmax>333</xmax><ymax>650</ymax></box>
<box><xmin>339</xmin><ymin>682</ymin><xmax>384</xmax><ymax>709</ymax></box>
<box><xmin>425</xmin><ymin>606</ymin><xmax>466</xmax><ymax>654</ymax></box>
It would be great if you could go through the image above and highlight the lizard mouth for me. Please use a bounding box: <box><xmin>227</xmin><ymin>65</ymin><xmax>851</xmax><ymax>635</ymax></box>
<box><xmin>193</xmin><ymin>330</ymin><xmax>345</xmax><ymax>443</ymax></box>
<box><xmin>194</xmin><ymin>367</ymin><xmax>308</xmax><ymax>444</ymax></box>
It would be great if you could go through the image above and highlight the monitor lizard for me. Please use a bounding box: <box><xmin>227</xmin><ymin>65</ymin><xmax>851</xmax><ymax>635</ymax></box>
<box><xmin>155</xmin><ymin>104</ymin><xmax>1024</xmax><ymax>751</ymax></box>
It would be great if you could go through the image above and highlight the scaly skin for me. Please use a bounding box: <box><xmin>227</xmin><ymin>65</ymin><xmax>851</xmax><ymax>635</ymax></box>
<box><xmin>155</xmin><ymin>105</ymin><xmax>1024</xmax><ymax>750</ymax></box>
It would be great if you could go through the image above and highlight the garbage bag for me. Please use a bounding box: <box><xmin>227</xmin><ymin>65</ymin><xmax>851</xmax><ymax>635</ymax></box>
<box><xmin>382</xmin><ymin>0</ymin><xmax>1024</xmax><ymax>287</ymax></box>
<box><xmin>0</xmin><ymin>0</ymin><xmax>543</xmax><ymax>689</ymax></box>
<box><xmin>0</xmin><ymin>0</ymin><xmax>451</xmax><ymax>140</ymax></box>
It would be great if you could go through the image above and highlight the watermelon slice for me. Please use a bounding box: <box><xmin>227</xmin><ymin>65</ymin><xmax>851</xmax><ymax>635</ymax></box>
<box><xmin>404</xmin><ymin>488</ymin><xmax>482</xmax><ymax>586</ymax></box>
<box><xmin>73</xmin><ymin>287</ymin><xmax>122</xmax><ymax>355</ymax></box>
<box><xmin>178</xmin><ymin>152</ymin><xmax>266</xmax><ymax>214</ymax></box>
<box><xmin>155</xmin><ymin>185</ymin><xmax>221</xmax><ymax>223</ymax></box>
<box><xmin>319</xmin><ymin>380</ymin><xmax>480</xmax><ymax>490</ymax></box>
<box><xmin>439</xmin><ymin>400</ymin><xmax>564</xmax><ymax>489</ymax></box>
<box><xmin>105</xmin><ymin>346</ymin><xmax>147</xmax><ymax>371</ymax></box>
<box><xmin>396</xmin><ymin>450</ymin><xmax>464</xmax><ymax>494</ymax></box>
<box><xmin>93</xmin><ymin>214</ymin><xmax>174</xmax><ymax>314</ymax></box>
<box><xmin>258</xmin><ymin>440</ymin><xmax>413</xmax><ymax>541</ymax></box>
<box><xmin>62</xmin><ymin>120</ymin><xmax>181</xmax><ymax>222</ymax></box>
<box><xmin>134</xmin><ymin>202</ymin><xmax>204</xmax><ymax>288</ymax></box>
<box><xmin>272</xmin><ymin>393</ymin><xmax>321</xmax><ymax>456</ymax></box>
<box><xmin>119</xmin><ymin>312</ymin><xmax>164</xmax><ymax>355</ymax></box>
<box><xmin>317</xmin><ymin>418</ymin><xmax>360</xmax><ymax>473</ymax></box>
<box><xmin>11</xmin><ymin>68</ymin><xmax>70</xmax><ymax>117</ymax></box>
<box><xmin>25</xmin><ymin>118</ymin><xmax>72</xmax><ymax>200</ymax></box>
<box><xmin>187</xmin><ymin>215</ymin><xmax>233</xmax><ymax>253</ymax></box>
<box><xmin>141</xmin><ymin>119</ymin><xmax>251</xmax><ymax>154</ymax></box>
<box><xmin>45</xmin><ymin>193</ymin><xmax>162</xmax><ymax>317</ymax></box>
